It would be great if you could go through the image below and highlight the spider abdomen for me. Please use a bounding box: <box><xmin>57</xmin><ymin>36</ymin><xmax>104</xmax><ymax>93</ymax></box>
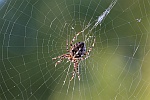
<box><xmin>72</xmin><ymin>42</ymin><xmax>86</xmax><ymax>58</ymax></box>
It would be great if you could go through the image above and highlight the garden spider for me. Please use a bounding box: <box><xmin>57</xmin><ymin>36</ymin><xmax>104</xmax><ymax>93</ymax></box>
<box><xmin>52</xmin><ymin>31</ymin><xmax>95</xmax><ymax>81</ymax></box>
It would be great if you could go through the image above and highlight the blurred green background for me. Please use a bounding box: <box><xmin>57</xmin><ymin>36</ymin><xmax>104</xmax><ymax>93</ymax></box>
<box><xmin>0</xmin><ymin>0</ymin><xmax>150</xmax><ymax>100</ymax></box>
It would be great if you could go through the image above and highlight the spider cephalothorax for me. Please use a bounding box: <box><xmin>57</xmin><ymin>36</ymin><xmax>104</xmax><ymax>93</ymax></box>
<box><xmin>52</xmin><ymin>32</ymin><xmax>95</xmax><ymax>81</ymax></box>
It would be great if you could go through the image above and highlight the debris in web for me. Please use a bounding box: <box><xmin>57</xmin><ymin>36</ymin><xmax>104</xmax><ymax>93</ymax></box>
<box><xmin>90</xmin><ymin>0</ymin><xmax>117</xmax><ymax>31</ymax></box>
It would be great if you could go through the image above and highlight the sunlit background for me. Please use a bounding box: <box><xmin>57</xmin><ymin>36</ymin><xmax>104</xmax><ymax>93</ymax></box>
<box><xmin>0</xmin><ymin>0</ymin><xmax>150</xmax><ymax>100</ymax></box>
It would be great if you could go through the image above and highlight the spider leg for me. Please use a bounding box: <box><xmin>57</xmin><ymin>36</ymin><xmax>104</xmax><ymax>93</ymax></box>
<box><xmin>70</xmin><ymin>32</ymin><xmax>81</xmax><ymax>47</ymax></box>
<box><xmin>70</xmin><ymin>61</ymin><xmax>80</xmax><ymax>81</ymax></box>
<box><xmin>66</xmin><ymin>40</ymin><xmax>69</xmax><ymax>52</ymax></box>
<box><xmin>52</xmin><ymin>55</ymin><xmax>61</xmax><ymax>60</ymax></box>
<box><xmin>52</xmin><ymin>54</ymin><xmax>69</xmax><ymax>67</ymax></box>
<box><xmin>52</xmin><ymin>54</ymin><xmax>68</xmax><ymax>60</ymax></box>
<box><xmin>85</xmin><ymin>37</ymin><xmax>96</xmax><ymax>57</ymax></box>
<box><xmin>70</xmin><ymin>70</ymin><xmax>75</xmax><ymax>81</ymax></box>
<box><xmin>54</xmin><ymin>59</ymin><xmax>63</xmax><ymax>67</ymax></box>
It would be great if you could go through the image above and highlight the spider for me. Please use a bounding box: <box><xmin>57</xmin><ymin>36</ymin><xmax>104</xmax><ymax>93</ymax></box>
<box><xmin>52</xmin><ymin>31</ymin><xmax>95</xmax><ymax>81</ymax></box>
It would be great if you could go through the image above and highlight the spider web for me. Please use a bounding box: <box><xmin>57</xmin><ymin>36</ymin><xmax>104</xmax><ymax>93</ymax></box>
<box><xmin>0</xmin><ymin>0</ymin><xmax>150</xmax><ymax>100</ymax></box>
